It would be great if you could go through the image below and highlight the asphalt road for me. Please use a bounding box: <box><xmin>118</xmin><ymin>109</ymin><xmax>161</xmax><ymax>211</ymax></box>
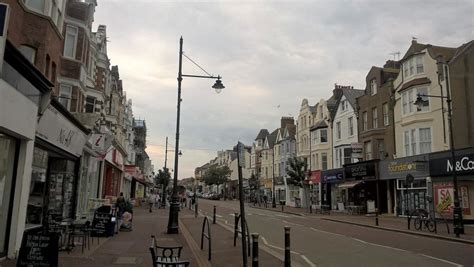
<box><xmin>196</xmin><ymin>199</ymin><xmax>473</xmax><ymax>267</ymax></box>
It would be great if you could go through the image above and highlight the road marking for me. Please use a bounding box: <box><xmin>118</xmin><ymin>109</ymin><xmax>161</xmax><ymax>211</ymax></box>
<box><xmin>300</xmin><ymin>255</ymin><xmax>317</xmax><ymax>267</ymax></box>
<box><xmin>282</xmin><ymin>220</ymin><xmax>304</xmax><ymax>227</ymax></box>
<box><xmin>275</xmin><ymin>214</ymin><xmax>290</xmax><ymax>218</ymax></box>
<box><xmin>215</xmin><ymin>214</ymin><xmax>223</xmax><ymax>218</ymax></box>
<box><xmin>260</xmin><ymin>236</ymin><xmax>300</xmax><ymax>255</ymax></box>
<box><xmin>309</xmin><ymin>227</ymin><xmax>346</xmax><ymax>238</ymax></box>
<box><xmin>418</xmin><ymin>254</ymin><xmax>463</xmax><ymax>267</ymax></box>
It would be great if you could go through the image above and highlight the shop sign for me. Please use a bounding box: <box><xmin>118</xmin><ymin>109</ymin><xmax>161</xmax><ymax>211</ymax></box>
<box><xmin>434</xmin><ymin>183</ymin><xmax>471</xmax><ymax>216</ymax></box>
<box><xmin>430</xmin><ymin>153</ymin><xmax>474</xmax><ymax>177</ymax></box>
<box><xmin>89</xmin><ymin>134</ymin><xmax>105</xmax><ymax>150</ymax></box>
<box><xmin>36</xmin><ymin>105</ymin><xmax>87</xmax><ymax>157</ymax></box>
<box><xmin>344</xmin><ymin>161</ymin><xmax>377</xmax><ymax>180</ymax></box>
<box><xmin>351</xmin><ymin>143</ymin><xmax>363</xmax><ymax>154</ymax></box>
<box><xmin>321</xmin><ymin>168</ymin><xmax>344</xmax><ymax>183</ymax></box>
<box><xmin>379</xmin><ymin>155</ymin><xmax>429</xmax><ymax>180</ymax></box>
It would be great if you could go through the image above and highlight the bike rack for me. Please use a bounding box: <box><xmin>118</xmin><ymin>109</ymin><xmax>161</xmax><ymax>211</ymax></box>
<box><xmin>408</xmin><ymin>208</ymin><xmax>450</xmax><ymax>234</ymax></box>
<box><xmin>234</xmin><ymin>213</ymin><xmax>251</xmax><ymax>256</ymax></box>
<box><xmin>200</xmin><ymin>216</ymin><xmax>212</xmax><ymax>261</ymax></box>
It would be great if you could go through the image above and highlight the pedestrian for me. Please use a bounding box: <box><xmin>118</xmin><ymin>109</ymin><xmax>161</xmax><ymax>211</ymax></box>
<box><xmin>148</xmin><ymin>192</ymin><xmax>155</xmax><ymax>213</ymax></box>
<box><xmin>116</xmin><ymin>192</ymin><xmax>126</xmax><ymax>230</ymax></box>
<box><xmin>155</xmin><ymin>193</ymin><xmax>161</xmax><ymax>208</ymax></box>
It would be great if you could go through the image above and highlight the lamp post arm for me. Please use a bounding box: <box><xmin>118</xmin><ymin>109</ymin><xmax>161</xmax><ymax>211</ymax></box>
<box><xmin>182</xmin><ymin>74</ymin><xmax>222</xmax><ymax>79</ymax></box>
<box><xmin>417</xmin><ymin>93</ymin><xmax>449</xmax><ymax>100</ymax></box>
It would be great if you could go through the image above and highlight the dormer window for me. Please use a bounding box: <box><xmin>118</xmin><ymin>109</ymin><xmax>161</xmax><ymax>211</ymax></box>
<box><xmin>403</xmin><ymin>54</ymin><xmax>424</xmax><ymax>78</ymax></box>
<box><xmin>341</xmin><ymin>100</ymin><xmax>347</xmax><ymax>111</ymax></box>
<box><xmin>370</xmin><ymin>79</ymin><xmax>377</xmax><ymax>95</ymax></box>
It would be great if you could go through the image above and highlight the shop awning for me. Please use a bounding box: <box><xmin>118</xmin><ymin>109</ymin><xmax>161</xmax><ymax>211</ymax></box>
<box><xmin>306</xmin><ymin>170</ymin><xmax>321</xmax><ymax>184</ymax></box>
<box><xmin>338</xmin><ymin>180</ymin><xmax>363</xmax><ymax>189</ymax></box>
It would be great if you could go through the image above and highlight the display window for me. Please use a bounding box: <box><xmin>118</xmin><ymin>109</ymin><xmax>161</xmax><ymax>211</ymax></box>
<box><xmin>26</xmin><ymin>147</ymin><xmax>48</xmax><ymax>226</ymax></box>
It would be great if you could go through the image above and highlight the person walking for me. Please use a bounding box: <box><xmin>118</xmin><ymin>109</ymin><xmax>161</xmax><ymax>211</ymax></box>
<box><xmin>116</xmin><ymin>192</ymin><xmax>126</xmax><ymax>230</ymax></box>
<box><xmin>148</xmin><ymin>192</ymin><xmax>155</xmax><ymax>213</ymax></box>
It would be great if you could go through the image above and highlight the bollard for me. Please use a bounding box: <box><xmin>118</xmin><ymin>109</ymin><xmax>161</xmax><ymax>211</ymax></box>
<box><xmin>234</xmin><ymin>213</ymin><xmax>239</xmax><ymax>246</ymax></box>
<box><xmin>195</xmin><ymin>202</ymin><xmax>198</xmax><ymax>218</ymax></box>
<box><xmin>213</xmin><ymin>205</ymin><xmax>217</xmax><ymax>224</ymax></box>
<box><xmin>251</xmin><ymin>233</ymin><xmax>259</xmax><ymax>267</ymax></box>
<box><xmin>189</xmin><ymin>199</ymin><xmax>192</xmax><ymax>210</ymax></box>
<box><xmin>375</xmin><ymin>212</ymin><xmax>379</xmax><ymax>226</ymax></box>
<box><xmin>281</xmin><ymin>204</ymin><xmax>284</xmax><ymax>212</ymax></box>
<box><xmin>284</xmin><ymin>226</ymin><xmax>291</xmax><ymax>267</ymax></box>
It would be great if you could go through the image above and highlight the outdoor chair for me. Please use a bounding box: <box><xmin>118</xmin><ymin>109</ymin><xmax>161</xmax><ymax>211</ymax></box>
<box><xmin>66</xmin><ymin>223</ymin><xmax>90</xmax><ymax>253</ymax></box>
<box><xmin>149</xmin><ymin>235</ymin><xmax>190</xmax><ymax>267</ymax></box>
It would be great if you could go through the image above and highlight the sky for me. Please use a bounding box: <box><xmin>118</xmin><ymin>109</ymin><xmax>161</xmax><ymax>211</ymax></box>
<box><xmin>93</xmin><ymin>0</ymin><xmax>473</xmax><ymax>179</ymax></box>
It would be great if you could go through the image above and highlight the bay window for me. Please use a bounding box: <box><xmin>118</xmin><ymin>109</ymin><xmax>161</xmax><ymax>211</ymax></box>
<box><xmin>59</xmin><ymin>84</ymin><xmax>72</xmax><ymax>110</ymax></box>
<box><xmin>64</xmin><ymin>26</ymin><xmax>78</xmax><ymax>59</ymax></box>
<box><xmin>404</xmin><ymin>128</ymin><xmax>432</xmax><ymax>156</ymax></box>
<box><xmin>403</xmin><ymin>55</ymin><xmax>424</xmax><ymax>79</ymax></box>
<box><xmin>402</xmin><ymin>87</ymin><xmax>429</xmax><ymax>115</ymax></box>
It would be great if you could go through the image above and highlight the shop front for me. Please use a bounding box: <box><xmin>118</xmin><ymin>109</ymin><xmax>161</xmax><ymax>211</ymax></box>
<box><xmin>321</xmin><ymin>168</ymin><xmax>344</xmax><ymax>210</ymax></box>
<box><xmin>429</xmin><ymin>148</ymin><xmax>474</xmax><ymax>221</ymax></box>
<box><xmin>25</xmin><ymin>101</ymin><xmax>88</xmax><ymax>237</ymax></box>
<box><xmin>343</xmin><ymin>160</ymin><xmax>382</xmax><ymax>213</ymax></box>
<box><xmin>306</xmin><ymin>170</ymin><xmax>321</xmax><ymax>206</ymax></box>
<box><xmin>379</xmin><ymin>154</ymin><xmax>430</xmax><ymax>216</ymax></box>
<box><xmin>102</xmin><ymin>147</ymin><xmax>125</xmax><ymax>200</ymax></box>
<box><xmin>1</xmin><ymin>38</ymin><xmax>52</xmax><ymax>257</ymax></box>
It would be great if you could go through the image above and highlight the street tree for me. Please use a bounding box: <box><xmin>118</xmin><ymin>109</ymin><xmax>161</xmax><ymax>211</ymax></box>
<box><xmin>203</xmin><ymin>165</ymin><xmax>232</xmax><ymax>197</ymax></box>
<box><xmin>156</xmin><ymin>167</ymin><xmax>171</xmax><ymax>205</ymax></box>
<box><xmin>285</xmin><ymin>157</ymin><xmax>310</xmax><ymax>209</ymax></box>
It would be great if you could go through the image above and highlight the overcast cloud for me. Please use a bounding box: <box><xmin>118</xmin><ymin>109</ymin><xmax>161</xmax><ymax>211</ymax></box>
<box><xmin>93</xmin><ymin>0</ymin><xmax>473</xmax><ymax>178</ymax></box>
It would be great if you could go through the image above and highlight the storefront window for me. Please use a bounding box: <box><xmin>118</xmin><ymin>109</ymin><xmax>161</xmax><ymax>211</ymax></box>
<box><xmin>0</xmin><ymin>134</ymin><xmax>18</xmax><ymax>255</ymax></box>
<box><xmin>48</xmin><ymin>159</ymin><xmax>76</xmax><ymax>221</ymax></box>
<box><xmin>26</xmin><ymin>147</ymin><xmax>48</xmax><ymax>226</ymax></box>
<box><xmin>396</xmin><ymin>179</ymin><xmax>427</xmax><ymax>216</ymax></box>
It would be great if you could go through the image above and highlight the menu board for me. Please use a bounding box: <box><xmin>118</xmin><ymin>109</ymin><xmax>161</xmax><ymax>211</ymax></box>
<box><xmin>91</xmin><ymin>212</ymin><xmax>112</xmax><ymax>237</ymax></box>
<box><xmin>46</xmin><ymin>209</ymin><xmax>63</xmax><ymax>233</ymax></box>
<box><xmin>17</xmin><ymin>232</ymin><xmax>59</xmax><ymax>267</ymax></box>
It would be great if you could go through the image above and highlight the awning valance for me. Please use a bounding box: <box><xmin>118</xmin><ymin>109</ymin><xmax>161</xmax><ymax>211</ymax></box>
<box><xmin>338</xmin><ymin>180</ymin><xmax>363</xmax><ymax>189</ymax></box>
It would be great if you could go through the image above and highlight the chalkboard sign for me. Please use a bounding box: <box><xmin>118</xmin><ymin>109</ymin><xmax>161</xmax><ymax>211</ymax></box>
<box><xmin>17</xmin><ymin>232</ymin><xmax>59</xmax><ymax>267</ymax></box>
<box><xmin>91</xmin><ymin>212</ymin><xmax>112</xmax><ymax>237</ymax></box>
<box><xmin>46</xmin><ymin>210</ymin><xmax>63</xmax><ymax>233</ymax></box>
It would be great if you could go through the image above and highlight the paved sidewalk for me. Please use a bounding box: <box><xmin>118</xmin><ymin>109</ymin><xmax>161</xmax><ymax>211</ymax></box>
<box><xmin>179</xmin><ymin>206</ymin><xmax>282</xmax><ymax>266</ymax></box>
<box><xmin>249</xmin><ymin>202</ymin><xmax>474</xmax><ymax>243</ymax></box>
<box><xmin>1</xmin><ymin>206</ymin><xmax>197</xmax><ymax>267</ymax></box>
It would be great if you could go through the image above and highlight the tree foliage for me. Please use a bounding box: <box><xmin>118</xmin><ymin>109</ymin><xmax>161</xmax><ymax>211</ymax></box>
<box><xmin>285</xmin><ymin>157</ymin><xmax>308</xmax><ymax>187</ymax></box>
<box><xmin>203</xmin><ymin>165</ymin><xmax>232</xmax><ymax>186</ymax></box>
<box><xmin>156</xmin><ymin>167</ymin><xmax>171</xmax><ymax>188</ymax></box>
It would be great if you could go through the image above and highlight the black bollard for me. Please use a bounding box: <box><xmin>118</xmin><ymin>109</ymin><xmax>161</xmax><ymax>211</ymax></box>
<box><xmin>284</xmin><ymin>226</ymin><xmax>291</xmax><ymax>267</ymax></box>
<box><xmin>213</xmin><ymin>205</ymin><xmax>217</xmax><ymax>224</ymax></box>
<box><xmin>375</xmin><ymin>212</ymin><xmax>379</xmax><ymax>226</ymax></box>
<box><xmin>251</xmin><ymin>233</ymin><xmax>259</xmax><ymax>267</ymax></box>
<box><xmin>195</xmin><ymin>202</ymin><xmax>198</xmax><ymax>218</ymax></box>
<box><xmin>234</xmin><ymin>213</ymin><xmax>239</xmax><ymax>247</ymax></box>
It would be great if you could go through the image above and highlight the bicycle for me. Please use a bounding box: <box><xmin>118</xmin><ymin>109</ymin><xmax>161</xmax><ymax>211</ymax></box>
<box><xmin>413</xmin><ymin>209</ymin><xmax>436</xmax><ymax>232</ymax></box>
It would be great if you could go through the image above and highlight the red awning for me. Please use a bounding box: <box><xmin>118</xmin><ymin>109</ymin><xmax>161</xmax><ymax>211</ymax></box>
<box><xmin>306</xmin><ymin>170</ymin><xmax>321</xmax><ymax>184</ymax></box>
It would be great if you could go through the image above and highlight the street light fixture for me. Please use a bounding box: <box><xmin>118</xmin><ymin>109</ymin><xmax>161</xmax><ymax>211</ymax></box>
<box><xmin>413</xmin><ymin>55</ymin><xmax>464</xmax><ymax>237</ymax></box>
<box><xmin>168</xmin><ymin>36</ymin><xmax>225</xmax><ymax>234</ymax></box>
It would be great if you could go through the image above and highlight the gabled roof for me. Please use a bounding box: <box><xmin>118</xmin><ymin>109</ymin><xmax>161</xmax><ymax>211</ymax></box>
<box><xmin>266</xmin><ymin>128</ymin><xmax>280</xmax><ymax>149</ymax></box>
<box><xmin>450</xmin><ymin>41</ymin><xmax>474</xmax><ymax>65</ymax></box>
<box><xmin>326</xmin><ymin>94</ymin><xmax>338</xmax><ymax>121</ymax></box>
<box><xmin>255</xmin><ymin>129</ymin><xmax>270</xmax><ymax>141</ymax></box>
<box><xmin>341</xmin><ymin>88</ymin><xmax>365</xmax><ymax>110</ymax></box>
<box><xmin>309</xmin><ymin>103</ymin><xmax>318</xmax><ymax>114</ymax></box>
<box><xmin>402</xmin><ymin>40</ymin><xmax>456</xmax><ymax>62</ymax></box>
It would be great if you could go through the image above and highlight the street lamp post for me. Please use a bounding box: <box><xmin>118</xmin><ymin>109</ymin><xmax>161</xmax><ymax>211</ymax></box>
<box><xmin>168</xmin><ymin>36</ymin><xmax>225</xmax><ymax>234</ymax></box>
<box><xmin>413</xmin><ymin>55</ymin><xmax>464</xmax><ymax>237</ymax></box>
<box><xmin>272</xmin><ymin>148</ymin><xmax>277</xmax><ymax>208</ymax></box>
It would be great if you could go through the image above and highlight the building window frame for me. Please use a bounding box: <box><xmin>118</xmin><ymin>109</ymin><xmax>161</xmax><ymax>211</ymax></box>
<box><xmin>85</xmin><ymin>96</ymin><xmax>96</xmax><ymax>113</ymax></box>
<box><xmin>59</xmin><ymin>84</ymin><xmax>72</xmax><ymax>110</ymax></box>
<box><xmin>64</xmin><ymin>25</ymin><xmax>79</xmax><ymax>59</ymax></box>
<box><xmin>362</xmin><ymin>111</ymin><xmax>368</xmax><ymax>131</ymax></box>
<box><xmin>348</xmin><ymin>117</ymin><xmax>354</xmax><ymax>136</ymax></box>
<box><xmin>336</xmin><ymin>122</ymin><xmax>341</xmax><ymax>140</ymax></box>
<box><xmin>372</xmin><ymin>107</ymin><xmax>378</xmax><ymax>129</ymax></box>
<box><xmin>370</xmin><ymin>79</ymin><xmax>377</xmax><ymax>96</ymax></box>
<box><xmin>383</xmin><ymin>103</ymin><xmax>389</xmax><ymax>126</ymax></box>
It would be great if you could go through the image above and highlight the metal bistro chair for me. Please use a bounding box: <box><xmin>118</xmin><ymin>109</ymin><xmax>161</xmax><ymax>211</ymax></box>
<box><xmin>149</xmin><ymin>235</ymin><xmax>190</xmax><ymax>267</ymax></box>
<box><xmin>67</xmin><ymin>223</ymin><xmax>90</xmax><ymax>253</ymax></box>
